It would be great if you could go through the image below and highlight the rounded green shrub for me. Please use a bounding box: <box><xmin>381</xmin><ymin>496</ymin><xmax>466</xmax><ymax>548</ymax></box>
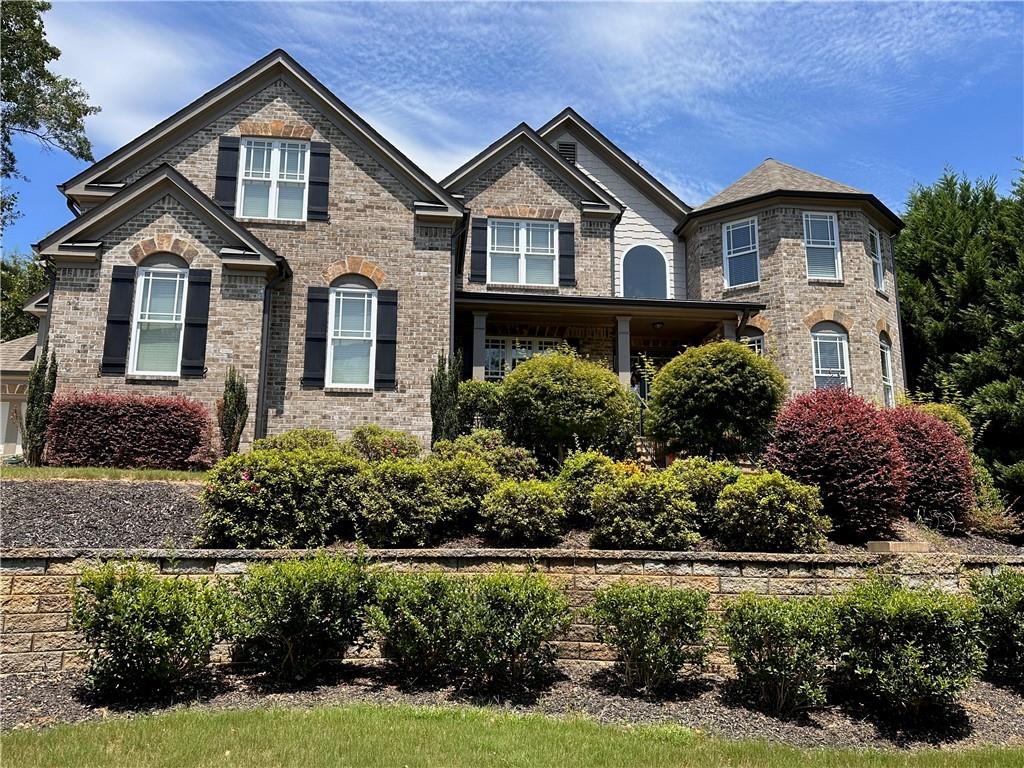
<box><xmin>200</xmin><ymin>449</ymin><xmax>366</xmax><ymax>548</ymax></box>
<box><xmin>666</xmin><ymin>457</ymin><xmax>742</xmax><ymax>531</ymax></box>
<box><xmin>252</xmin><ymin>428</ymin><xmax>344</xmax><ymax>453</ymax></box>
<box><xmin>834</xmin><ymin>576</ymin><xmax>985</xmax><ymax>717</ymax></box>
<box><xmin>479</xmin><ymin>479</ymin><xmax>566</xmax><ymax>545</ymax></box>
<box><xmin>647</xmin><ymin>341</ymin><xmax>786</xmax><ymax>458</ymax></box>
<box><xmin>352</xmin><ymin>459</ymin><xmax>448</xmax><ymax>547</ymax></box>
<box><xmin>554</xmin><ymin>450</ymin><xmax>617</xmax><ymax>525</ymax></box>
<box><xmin>590</xmin><ymin>470</ymin><xmax>700</xmax><ymax>550</ymax></box>
<box><xmin>713</xmin><ymin>471</ymin><xmax>830</xmax><ymax>553</ymax></box>
<box><xmin>233</xmin><ymin>554</ymin><xmax>372</xmax><ymax>681</ymax></box>
<box><xmin>591</xmin><ymin>582</ymin><xmax>712</xmax><ymax>691</ymax></box>
<box><xmin>424</xmin><ymin>453</ymin><xmax>500</xmax><ymax>532</ymax></box>
<box><xmin>71</xmin><ymin>561</ymin><xmax>231</xmax><ymax>698</ymax></box>
<box><xmin>970</xmin><ymin>568</ymin><xmax>1024</xmax><ymax>684</ymax></box>
<box><xmin>457</xmin><ymin>379</ymin><xmax>502</xmax><ymax>432</ymax></box>
<box><xmin>432</xmin><ymin>428</ymin><xmax>540</xmax><ymax>480</ymax></box>
<box><xmin>344</xmin><ymin>424</ymin><xmax>422</xmax><ymax>462</ymax></box>
<box><xmin>916</xmin><ymin>402</ymin><xmax>974</xmax><ymax>445</ymax></box>
<box><xmin>499</xmin><ymin>350</ymin><xmax>637</xmax><ymax>465</ymax></box>
<box><xmin>722</xmin><ymin>594</ymin><xmax>838</xmax><ymax>713</ymax></box>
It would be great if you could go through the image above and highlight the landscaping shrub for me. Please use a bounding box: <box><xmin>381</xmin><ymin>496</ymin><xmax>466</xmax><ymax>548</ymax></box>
<box><xmin>834</xmin><ymin>576</ymin><xmax>985</xmax><ymax>716</ymax></box>
<box><xmin>344</xmin><ymin>424</ymin><xmax>422</xmax><ymax>462</ymax></box>
<box><xmin>71</xmin><ymin>561</ymin><xmax>231</xmax><ymax>698</ymax></box>
<box><xmin>767</xmin><ymin>388</ymin><xmax>907</xmax><ymax>540</ymax></box>
<box><xmin>432</xmin><ymin>428</ymin><xmax>540</xmax><ymax>480</ymax></box>
<box><xmin>217</xmin><ymin>366</ymin><xmax>248</xmax><ymax>456</ymax></box>
<box><xmin>499</xmin><ymin>349</ymin><xmax>637</xmax><ymax>465</ymax></box>
<box><xmin>554</xmin><ymin>450</ymin><xmax>617</xmax><ymax>525</ymax></box>
<box><xmin>367</xmin><ymin>572</ymin><xmax>473</xmax><ymax>683</ymax></box>
<box><xmin>23</xmin><ymin>340</ymin><xmax>56</xmax><ymax>466</ymax></box>
<box><xmin>200</xmin><ymin>449</ymin><xmax>365</xmax><ymax>548</ymax></box>
<box><xmin>430</xmin><ymin>352</ymin><xmax>461</xmax><ymax>444</ymax></box>
<box><xmin>252</xmin><ymin>427</ymin><xmax>344</xmax><ymax>453</ymax></box>
<box><xmin>460</xmin><ymin>571</ymin><xmax>571</xmax><ymax>691</ymax></box>
<box><xmin>352</xmin><ymin>458</ymin><xmax>448</xmax><ymax>546</ymax></box>
<box><xmin>647</xmin><ymin>341</ymin><xmax>786</xmax><ymax>459</ymax></box>
<box><xmin>917</xmin><ymin>402</ymin><xmax>974</xmax><ymax>445</ymax></box>
<box><xmin>479</xmin><ymin>479</ymin><xmax>566</xmax><ymax>545</ymax></box>
<box><xmin>46</xmin><ymin>391</ymin><xmax>215</xmax><ymax>470</ymax></box>
<box><xmin>970</xmin><ymin>569</ymin><xmax>1024</xmax><ymax>685</ymax></box>
<box><xmin>424</xmin><ymin>453</ymin><xmax>500</xmax><ymax>532</ymax></box>
<box><xmin>885</xmin><ymin>406</ymin><xmax>975</xmax><ymax>533</ymax></box>
<box><xmin>233</xmin><ymin>554</ymin><xmax>372</xmax><ymax>682</ymax></box>
<box><xmin>713</xmin><ymin>471</ymin><xmax>830</xmax><ymax>553</ymax></box>
<box><xmin>591</xmin><ymin>582</ymin><xmax>712</xmax><ymax>691</ymax></box>
<box><xmin>666</xmin><ymin>457</ymin><xmax>742</xmax><ymax>531</ymax></box>
<box><xmin>721</xmin><ymin>594</ymin><xmax>838</xmax><ymax>713</ymax></box>
<box><xmin>590</xmin><ymin>470</ymin><xmax>700</xmax><ymax>550</ymax></box>
<box><xmin>457</xmin><ymin>379</ymin><xmax>502</xmax><ymax>432</ymax></box>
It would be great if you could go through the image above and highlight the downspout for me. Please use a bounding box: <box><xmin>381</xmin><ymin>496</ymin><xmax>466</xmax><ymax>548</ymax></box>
<box><xmin>449</xmin><ymin>214</ymin><xmax>468</xmax><ymax>358</ymax></box>
<box><xmin>254</xmin><ymin>261</ymin><xmax>292</xmax><ymax>440</ymax></box>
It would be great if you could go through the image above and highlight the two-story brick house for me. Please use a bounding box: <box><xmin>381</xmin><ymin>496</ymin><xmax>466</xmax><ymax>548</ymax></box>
<box><xmin>25</xmin><ymin>50</ymin><xmax>905</xmax><ymax>449</ymax></box>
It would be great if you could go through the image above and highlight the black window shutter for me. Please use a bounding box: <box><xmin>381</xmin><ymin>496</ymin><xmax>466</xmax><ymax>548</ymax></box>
<box><xmin>100</xmin><ymin>265</ymin><xmax>137</xmax><ymax>375</ymax></box>
<box><xmin>301</xmin><ymin>286</ymin><xmax>330</xmax><ymax>388</ymax></box>
<box><xmin>214</xmin><ymin>136</ymin><xmax>241</xmax><ymax>214</ymax></box>
<box><xmin>559</xmin><ymin>222</ymin><xmax>576</xmax><ymax>287</ymax></box>
<box><xmin>307</xmin><ymin>141</ymin><xmax>331</xmax><ymax>221</ymax></box>
<box><xmin>374</xmin><ymin>289</ymin><xmax>398</xmax><ymax>391</ymax></box>
<box><xmin>180</xmin><ymin>269</ymin><xmax>212</xmax><ymax>378</ymax></box>
<box><xmin>469</xmin><ymin>217</ymin><xmax>487</xmax><ymax>283</ymax></box>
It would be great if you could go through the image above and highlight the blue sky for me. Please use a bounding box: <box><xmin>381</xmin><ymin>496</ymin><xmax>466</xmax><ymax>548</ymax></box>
<box><xmin>3</xmin><ymin>1</ymin><xmax>1022</xmax><ymax>256</ymax></box>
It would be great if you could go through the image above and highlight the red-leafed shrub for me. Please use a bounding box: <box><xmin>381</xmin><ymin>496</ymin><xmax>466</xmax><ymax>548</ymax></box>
<box><xmin>46</xmin><ymin>391</ymin><xmax>215</xmax><ymax>470</ymax></box>
<box><xmin>885</xmin><ymin>406</ymin><xmax>976</xmax><ymax>533</ymax></box>
<box><xmin>766</xmin><ymin>388</ymin><xmax>906</xmax><ymax>540</ymax></box>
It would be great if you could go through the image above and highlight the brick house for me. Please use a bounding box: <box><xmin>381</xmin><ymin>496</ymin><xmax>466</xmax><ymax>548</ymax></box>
<box><xmin>25</xmin><ymin>50</ymin><xmax>905</xmax><ymax>449</ymax></box>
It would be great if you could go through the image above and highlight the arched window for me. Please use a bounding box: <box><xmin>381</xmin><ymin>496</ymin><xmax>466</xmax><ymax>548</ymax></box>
<box><xmin>879</xmin><ymin>332</ymin><xmax>895</xmax><ymax>406</ymax></box>
<box><xmin>810</xmin><ymin>321</ymin><xmax>850</xmax><ymax>389</ymax></box>
<box><xmin>129</xmin><ymin>253</ymin><xmax>189</xmax><ymax>375</ymax></box>
<box><xmin>739</xmin><ymin>328</ymin><xmax>765</xmax><ymax>356</ymax></box>
<box><xmin>622</xmin><ymin>245</ymin><xmax>668</xmax><ymax>299</ymax></box>
<box><xmin>327</xmin><ymin>274</ymin><xmax>377</xmax><ymax>388</ymax></box>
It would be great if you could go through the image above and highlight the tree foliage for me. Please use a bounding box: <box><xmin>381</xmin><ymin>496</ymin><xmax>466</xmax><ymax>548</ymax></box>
<box><xmin>430</xmin><ymin>351</ymin><xmax>461</xmax><ymax>445</ymax></box>
<box><xmin>217</xmin><ymin>366</ymin><xmax>249</xmax><ymax>456</ymax></box>
<box><xmin>0</xmin><ymin>253</ymin><xmax>48</xmax><ymax>341</ymax></box>
<box><xmin>22</xmin><ymin>341</ymin><xmax>56</xmax><ymax>465</ymax></box>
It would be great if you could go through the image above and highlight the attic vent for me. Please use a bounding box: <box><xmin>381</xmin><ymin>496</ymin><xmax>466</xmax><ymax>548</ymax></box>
<box><xmin>556</xmin><ymin>141</ymin><xmax>577</xmax><ymax>165</ymax></box>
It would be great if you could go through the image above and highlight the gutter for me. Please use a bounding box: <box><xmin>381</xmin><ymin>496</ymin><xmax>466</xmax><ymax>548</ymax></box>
<box><xmin>253</xmin><ymin>260</ymin><xmax>292</xmax><ymax>440</ymax></box>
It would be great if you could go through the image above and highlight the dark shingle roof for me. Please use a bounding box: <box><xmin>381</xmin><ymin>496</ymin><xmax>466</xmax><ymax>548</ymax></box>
<box><xmin>696</xmin><ymin>158</ymin><xmax>864</xmax><ymax>211</ymax></box>
<box><xmin>0</xmin><ymin>334</ymin><xmax>37</xmax><ymax>376</ymax></box>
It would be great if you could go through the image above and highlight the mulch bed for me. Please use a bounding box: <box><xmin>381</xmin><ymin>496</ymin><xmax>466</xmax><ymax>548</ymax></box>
<box><xmin>3</xmin><ymin>663</ymin><xmax>1023</xmax><ymax>750</ymax></box>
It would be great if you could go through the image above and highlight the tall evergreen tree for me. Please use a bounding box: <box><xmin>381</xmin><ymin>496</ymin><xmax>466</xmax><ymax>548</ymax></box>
<box><xmin>217</xmin><ymin>366</ymin><xmax>249</xmax><ymax>456</ymax></box>
<box><xmin>430</xmin><ymin>351</ymin><xmax>462</xmax><ymax>445</ymax></box>
<box><xmin>22</xmin><ymin>342</ymin><xmax>56</xmax><ymax>465</ymax></box>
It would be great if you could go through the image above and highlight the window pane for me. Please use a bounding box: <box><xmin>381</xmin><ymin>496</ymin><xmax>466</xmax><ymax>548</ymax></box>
<box><xmin>135</xmin><ymin>323</ymin><xmax>181</xmax><ymax>373</ymax></box>
<box><xmin>484</xmin><ymin>338</ymin><xmax>506</xmax><ymax>382</ymax></box>
<box><xmin>491</xmin><ymin>222</ymin><xmax>518</xmax><ymax>251</ymax></box>
<box><xmin>490</xmin><ymin>254</ymin><xmax>519</xmax><ymax>283</ymax></box>
<box><xmin>241</xmin><ymin>180</ymin><xmax>271</xmax><ymax>217</ymax></box>
<box><xmin>526</xmin><ymin>224</ymin><xmax>554</xmax><ymax>254</ymax></box>
<box><xmin>525</xmin><ymin>255</ymin><xmax>554</xmax><ymax>285</ymax></box>
<box><xmin>331</xmin><ymin>339</ymin><xmax>371</xmax><ymax>385</ymax></box>
<box><xmin>146</xmin><ymin>277</ymin><xmax>181</xmax><ymax>318</ymax></box>
<box><xmin>806</xmin><ymin>246</ymin><xmax>838</xmax><ymax>279</ymax></box>
<box><xmin>279</xmin><ymin>145</ymin><xmax>306</xmax><ymax>181</ymax></box>
<box><xmin>728</xmin><ymin>223</ymin><xmax>752</xmax><ymax>252</ymax></box>
<box><xmin>276</xmin><ymin>182</ymin><xmax>305</xmax><ymax>220</ymax></box>
<box><xmin>806</xmin><ymin>215</ymin><xmax>833</xmax><ymax>243</ymax></box>
<box><xmin>728</xmin><ymin>251</ymin><xmax>759</xmax><ymax>286</ymax></box>
<box><xmin>338</xmin><ymin>294</ymin><xmax>369</xmax><ymax>335</ymax></box>
<box><xmin>245</xmin><ymin>142</ymin><xmax>272</xmax><ymax>178</ymax></box>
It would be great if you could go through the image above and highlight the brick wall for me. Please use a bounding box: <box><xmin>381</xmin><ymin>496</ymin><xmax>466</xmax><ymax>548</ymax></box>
<box><xmin>3</xmin><ymin>547</ymin><xmax>1019</xmax><ymax>675</ymax></box>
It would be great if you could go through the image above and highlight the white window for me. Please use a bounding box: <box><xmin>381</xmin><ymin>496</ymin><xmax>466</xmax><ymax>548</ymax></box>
<box><xmin>129</xmin><ymin>265</ymin><xmax>188</xmax><ymax>376</ymax></box>
<box><xmin>722</xmin><ymin>217</ymin><xmax>759</xmax><ymax>288</ymax></box>
<box><xmin>879</xmin><ymin>334</ymin><xmax>895</xmax><ymax>407</ymax></box>
<box><xmin>487</xmin><ymin>219</ymin><xmax>558</xmax><ymax>286</ymax></box>
<box><xmin>326</xmin><ymin>285</ymin><xmax>377</xmax><ymax>388</ymax></box>
<box><xmin>868</xmin><ymin>226</ymin><xmax>885</xmax><ymax>292</ymax></box>
<box><xmin>237</xmin><ymin>138</ymin><xmax>309</xmax><ymax>221</ymax></box>
<box><xmin>803</xmin><ymin>212</ymin><xmax>842</xmax><ymax>280</ymax></box>
<box><xmin>483</xmin><ymin>337</ymin><xmax>559</xmax><ymax>382</ymax></box>
<box><xmin>739</xmin><ymin>332</ymin><xmax>764</xmax><ymax>356</ymax></box>
<box><xmin>811</xmin><ymin>321</ymin><xmax>851</xmax><ymax>389</ymax></box>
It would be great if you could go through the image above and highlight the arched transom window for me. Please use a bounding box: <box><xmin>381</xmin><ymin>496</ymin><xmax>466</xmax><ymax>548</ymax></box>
<box><xmin>327</xmin><ymin>274</ymin><xmax>377</xmax><ymax>388</ymax></box>
<box><xmin>810</xmin><ymin>320</ymin><xmax>850</xmax><ymax>389</ymax></box>
<box><xmin>129</xmin><ymin>253</ymin><xmax>189</xmax><ymax>375</ymax></box>
<box><xmin>622</xmin><ymin>244</ymin><xmax>668</xmax><ymax>299</ymax></box>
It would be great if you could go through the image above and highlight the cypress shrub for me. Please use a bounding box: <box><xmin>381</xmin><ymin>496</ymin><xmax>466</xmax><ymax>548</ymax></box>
<box><xmin>217</xmin><ymin>366</ymin><xmax>249</xmax><ymax>456</ymax></box>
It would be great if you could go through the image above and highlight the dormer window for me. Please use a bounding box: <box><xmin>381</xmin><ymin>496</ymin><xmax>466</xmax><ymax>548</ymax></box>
<box><xmin>237</xmin><ymin>138</ymin><xmax>309</xmax><ymax>220</ymax></box>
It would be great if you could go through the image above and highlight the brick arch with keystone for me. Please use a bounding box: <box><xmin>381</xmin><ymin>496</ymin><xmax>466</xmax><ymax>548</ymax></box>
<box><xmin>802</xmin><ymin>306</ymin><xmax>856</xmax><ymax>331</ymax></box>
<box><xmin>128</xmin><ymin>234</ymin><xmax>201</xmax><ymax>265</ymax></box>
<box><xmin>321</xmin><ymin>257</ymin><xmax>387</xmax><ymax>287</ymax></box>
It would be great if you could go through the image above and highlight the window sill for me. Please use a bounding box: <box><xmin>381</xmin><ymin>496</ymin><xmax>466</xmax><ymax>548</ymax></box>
<box><xmin>875</xmin><ymin>289</ymin><xmax>890</xmax><ymax>300</ymax></box>
<box><xmin>324</xmin><ymin>386</ymin><xmax>374</xmax><ymax>395</ymax></box>
<box><xmin>236</xmin><ymin>217</ymin><xmax>308</xmax><ymax>228</ymax></box>
<box><xmin>807</xmin><ymin>278</ymin><xmax>844</xmax><ymax>286</ymax></box>
<box><xmin>485</xmin><ymin>283</ymin><xmax>560</xmax><ymax>293</ymax></box>
<box><xmin>723</xmin><ymin>282</ymin><xmax>760</xmax><ymax>293</ymax></box>
<box><xmin>126</xmin><ymin>373</ymin><xmax>179</xmax><ymax>383</ymax></box>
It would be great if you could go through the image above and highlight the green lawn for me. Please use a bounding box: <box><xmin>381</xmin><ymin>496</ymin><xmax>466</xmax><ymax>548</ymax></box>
<box><xmin>2</xmin><ymin>704</ymin><xmax>1019</xmax><ymax>768</ymax></box>
<box><xmin>0</xmin><ymin>465</ymin><xmax>205</xmax><ymax>482</ymax></box>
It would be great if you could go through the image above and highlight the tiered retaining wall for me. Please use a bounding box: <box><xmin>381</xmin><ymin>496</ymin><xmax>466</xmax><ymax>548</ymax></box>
<box><xmin>2</xmin><ymin>547</ymin><xmax>1022</xmax><ymax>675</ymax></box>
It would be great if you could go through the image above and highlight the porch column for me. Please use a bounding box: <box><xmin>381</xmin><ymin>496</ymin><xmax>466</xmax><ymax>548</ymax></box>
<box><xmin>722</xmin><ymin>317</ymin><xmax>738</xmax><ymax>340</ymax></box>
<box><xmin>615</xmin><ymin>316</ymin><xmax>631</xmax><ymax>387</ymax></box>
<box><xmin>471</xmin><ymin>311</ymin><xmax>488</xmax><ymax>381</ymax></box>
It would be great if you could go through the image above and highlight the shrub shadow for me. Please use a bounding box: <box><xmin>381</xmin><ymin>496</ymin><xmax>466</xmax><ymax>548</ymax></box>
<box><xmin>450</xmin><ymin>666</ymin><xmax>570</xmax><ymax>708</ymax></box>
<box><xmin>72</xmin><ymin>670</ymin><xmax>232</xmax><ymax>714</ymax></box>
<box><xmin>587</xmin><ymin>666</ymin><xmax>713</xmax><ymax>703</ymax></box>
<box><xmin>837</xmin><ymin>697</ymin><xmax>974</xmax><ymax>747</ymax></box>
<box><xmin>238</xmin><ymin>660</ymin><xmax>384</xmax><ymax>695</ymax></box>
<box><xmin>715</xmin><ymin>679</ymin><xmax>825</xmax><ymax>728</ymax></box>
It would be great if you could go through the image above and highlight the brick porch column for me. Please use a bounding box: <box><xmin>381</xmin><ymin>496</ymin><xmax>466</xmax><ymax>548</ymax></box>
<box><xmin>615</xmin><ymin>316</ymin><xmax>631</xmax><ymax>387</ymax></box>
<box><xmin>472</xmin><ymin>312</ymin><xmax>488</xmax><ymax>381</ymax></box>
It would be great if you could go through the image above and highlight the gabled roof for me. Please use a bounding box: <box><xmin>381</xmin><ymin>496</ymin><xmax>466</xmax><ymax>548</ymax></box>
<box><xmin>36</xmin><ymin>164</ymin><xmax>283</xmax><ymax>274</ymax></box>
<box><xmin>21</xmin><ymin>289</ymin><xmax>49</xmax><ymax>318</ymax></box>
<box><xmin>59</xmin><ymin>50</ymin><xmax>462</xmax><ymax>220</ymax></box>
<box><xmin>441</xmin><ymin>123</ymin><xmax>622</xmax><ymax>218</ymax></box>
<box><xmin>537</xmin><ymin>107</ymin><xmax>691</xmax><ymax>218</ymax></box>
<box><xmin>679</xmin><ymin>158</ymin><xmax>902</xmax><ymax>232</ymax></box>
<box><xmin>0</xmin><ymin>334</ymin><xmax>37</xmax><ymax>377</ymax></box>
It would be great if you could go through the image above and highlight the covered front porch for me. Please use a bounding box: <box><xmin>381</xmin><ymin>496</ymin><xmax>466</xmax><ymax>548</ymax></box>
<box><xmin>453</xmin><ymin>291</ymin><xmax>765</xmax><ymax>388</ymax></box>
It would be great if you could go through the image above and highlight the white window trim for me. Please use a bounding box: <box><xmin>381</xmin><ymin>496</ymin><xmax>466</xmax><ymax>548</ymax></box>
<box><xmin>868</xmin><ymin>225</ymin><xmax>886</xmax><ymax>293</ymax></box>
<box><xmin>486</xmin><ymin>219</ymin><xmax>559</xmax><ymax>287</ymax></box>
<box><xmin>325</xmin><ymin>286</ymin><xmax>377</xmax><ymax>389</ymax></box>
<box><xmin>739</xmin><ymin>333</ymin><xmax>765</xmax><ymax>356</ymax></box>
<box><xmin>236</xmin><ymin>138</ymin><xmax>310</xmax><ymax>222</ymax></box>
<box><xmin>880</xmin><ymin>337</ymin><xmax>895</xmax><ymax>407</ymax></box>
<box><xmin>721</xmin><ymin>217</ymin><xmax>760</xmax><ymax>289</ymax></box>
<box><xmin>483</xmin><ymin>336</ymin><xmax>559</xmax><ymax>382</ymax></box>
<box><xmin>803</xmin><ymin>211</ymin><xmax>843</xmax><ymax>281</ymax></box>
<box><xmin>810</xmin><ymin>329</ymin><xmax>851</xmax><ymax>389</ymax></box>
<box><xmin>128</xmin><ymin>266</ymin><xmax>189</xmax><ymax>377</ymax></box>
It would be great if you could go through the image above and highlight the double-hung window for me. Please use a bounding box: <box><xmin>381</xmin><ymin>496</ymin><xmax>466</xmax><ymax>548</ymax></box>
<box><xmin>811</xmin><ymin>322</ymin><xmax>851</xmax><ymax>389</ymax></box>
<box><xmin>868</xmin><ymin>226</ymin><xmax>886</xmax><ymax>292</ymax></box>
<box><xmin>130</xmin><ymin>266</ymin><xmax>188</xmax><ymax>375</ymax></box>
<box><xmin>879</xmin><ymin>334</ymin><xmax>895</xmax><ymax>407</ymax></box>
<box><xmin>487</xmin><ymin>219</ymin><xmax>557</xmax><ymax>286</ymax></box>
<box><xmin>740</xmin><ymin>333</ymin><xmax>765</xmax><ymax>356</ymax></box>
<box><xmin>326</xmin><ymin>286</ymin><xmax>377</xmax><ymax>388</ymax></box>
<box><xmin>803</xmin><ymin>212</ymin><xmax>842</xmax><ymax>280</ymax></box>
<box><xmin>238</xmin><ymin>138</ymin><xmax>309</xmax><ymax>220</ymax></box>
<box><xmin>722</xmin><ymin>217</ymin><xmax>759</xmax><ymax>288</ymax></box>
<box><xmin>483</xmin><ymin>336</ymin><xmax>558</xmax><ymax>381</ymax></box>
